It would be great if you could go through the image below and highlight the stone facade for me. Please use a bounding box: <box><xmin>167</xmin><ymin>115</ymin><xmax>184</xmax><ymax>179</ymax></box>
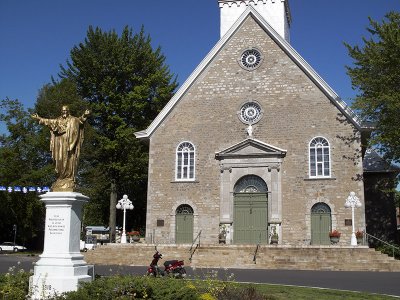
<box><xmin>137</xmin><ymin>8</ymin><xmax>368</xmax><ymax>246</ymax></box>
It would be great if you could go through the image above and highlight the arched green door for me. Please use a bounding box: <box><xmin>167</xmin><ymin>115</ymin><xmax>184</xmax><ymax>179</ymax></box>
<box><xmin>311</xmin><ymin>203</ymin><xmax>331</xmax><ymax>245</ymax></box>
<box><xmin>175</xmin><ymin>204</ymin><xmax>194</xmax><ymax>244</ymax></box>
<box><xmin>233</xmin><ymin>175</ymin><xmax>268</xmax><ymax>244</ymax></box>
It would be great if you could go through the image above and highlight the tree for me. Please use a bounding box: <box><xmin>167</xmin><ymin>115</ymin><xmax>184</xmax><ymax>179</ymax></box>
<box><xmin>59</xmin><ymin>26</ymin><xmax>177</xmax><ymax>240</ymax></box>
<box><xmin>0</xmin><ymin>98</ymin><xmax>49</xmax><ymax>248</ymax></box>
<box><xmin>345</xmin><ymin>12</ymin><xmax>400</xmax><ymax>163</ymax></box>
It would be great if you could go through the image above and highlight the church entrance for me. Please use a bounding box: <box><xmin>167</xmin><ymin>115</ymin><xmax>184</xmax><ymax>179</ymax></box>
<box><xmin>233</xmin><ymin>175</ymin><xmax>268</xmax><ymax>244</ymax></box>
<box><xmin>175</xmin><ymin>204</ymin><xmax>194</xmax><ymax>244</ymax></box>
<box><xmin>311</xmin><ymin>203</ymin><xmax>331</xmax><ymax>245</ymax></box>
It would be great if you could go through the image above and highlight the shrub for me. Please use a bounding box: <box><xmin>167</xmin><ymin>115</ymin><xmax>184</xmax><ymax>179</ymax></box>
<box><xmin>0</xmin><ymin>266</ymin><xmax>31</xmax><ymax>300</ymax></box>
<box><xmin>58</xmin><ymin>275</ymin><xmax>200</xmax><ymax>300</ymax></box>
<box><xmin>216</xmin><ymin>285</ymin><xmax>273</xmax><ymax>300</ymax></box>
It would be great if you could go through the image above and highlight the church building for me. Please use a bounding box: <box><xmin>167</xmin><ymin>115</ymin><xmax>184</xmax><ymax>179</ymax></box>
<box><xmin>135</xmin><ymin>0</ymin><xmax>373</xmax><ymax>246</ymax></box>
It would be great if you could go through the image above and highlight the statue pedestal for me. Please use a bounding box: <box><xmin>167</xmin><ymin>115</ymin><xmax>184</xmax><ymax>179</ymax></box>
<box><xmin>29</xmin><ymin>192</ymin><xmax>92</xmax><ymax>299</ymax></box>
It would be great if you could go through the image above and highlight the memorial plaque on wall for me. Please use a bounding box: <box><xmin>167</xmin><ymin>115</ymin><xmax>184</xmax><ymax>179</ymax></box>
<box><xmin>345</xmin><ymin>219</ymin><xmax>352</xmax><ymax>226</ymax></box>
<box><xmin>157</xmin><ymin>219</ymin><xmax>164</xmax><ymax>227</ymax></box>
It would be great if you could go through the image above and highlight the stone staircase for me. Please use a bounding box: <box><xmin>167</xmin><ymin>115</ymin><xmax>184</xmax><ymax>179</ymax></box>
<box><xmin>84</xmin><ymin>243</ymin><xmax>400</xmax><ymax>272</ymax></box>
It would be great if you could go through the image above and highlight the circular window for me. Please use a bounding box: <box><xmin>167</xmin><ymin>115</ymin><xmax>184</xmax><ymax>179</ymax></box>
<box><xmin>239</xmin><ymin>101</ymin><xmax>262</xmax><ymax>124</ymax></box>
<box><xmin>239</xmin><ymin>48</ymin><xmax>263</xmax><ymax>70</ymax></box>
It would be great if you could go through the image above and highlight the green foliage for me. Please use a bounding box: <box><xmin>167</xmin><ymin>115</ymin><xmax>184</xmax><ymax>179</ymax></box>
<box><xmin>0</xmin><ymin>98</ymin><xmax>48</xmax><ymax>247</ymax></box>
<box><xmin>216</xmin><ymin>285</ymin><xmax>271</xmax><ymax>300</ymax></box>
<box><xmin>0</xmin><ymin>266</ymin><xmax>31</xmax><ymax>300</ymax></box>
<box><xmin>0</xmin><ymin>272</ymin><xmax>397</xmax><ymax>300</ymax></box>
<box><xmin>58</xmin><ymin>25</ymin><xmax>178</xmax><ymax>235</ymax></box>
<box><xmin>56</xmin><ymin>276</ymin><xmax>199</xmax><ymax>300</ymax></box>
<box><xmin>376</xmin><ymin>243</ymin><xmax>400</xmax><ymax>259</ymax></box>
<box><xmin>395</xmin><ymin>190</ymin><xmax>400</xmax><ymax>207</ymax></box>
<box><xmin>345</xmin><ymin>12</ymin><xmax>400</xmax><ymax>163</ymax></box>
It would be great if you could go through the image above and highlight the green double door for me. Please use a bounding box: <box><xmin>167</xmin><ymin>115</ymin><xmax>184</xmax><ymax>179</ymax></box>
<box><xmin>234</xmin><ymin>193</ymin><xmax>268</xmax><ymax>244</ymax></box>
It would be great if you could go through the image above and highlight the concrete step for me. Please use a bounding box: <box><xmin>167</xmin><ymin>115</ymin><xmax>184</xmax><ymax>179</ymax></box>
<box><xmin>83</xmin><ymin>243</ymin><xmax>400</xmax><ymax>272</ymax></box>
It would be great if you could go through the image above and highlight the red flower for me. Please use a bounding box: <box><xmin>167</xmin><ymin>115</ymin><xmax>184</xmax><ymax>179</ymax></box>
<box><xmin>329</xmin><ymin>230</ymin><xmax>341</xmax><ymax>238</ymax></box>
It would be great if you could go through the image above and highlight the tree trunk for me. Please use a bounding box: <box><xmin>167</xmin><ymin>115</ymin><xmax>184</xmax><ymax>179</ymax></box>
<box><xmin>109</xmin><ymin>180</ymin><xmax>117</xmax><ymax>243</ymax></box>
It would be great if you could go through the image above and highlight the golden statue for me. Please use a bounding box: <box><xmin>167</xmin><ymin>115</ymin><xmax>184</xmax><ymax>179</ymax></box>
<box><xmin>32</xmin><ymin>105</ymin><xmax>90</xmax><ymax>192</ymax></box>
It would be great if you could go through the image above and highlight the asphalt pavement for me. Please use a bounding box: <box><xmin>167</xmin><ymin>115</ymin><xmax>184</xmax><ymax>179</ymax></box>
<box><xmin>1</xmin><ymin>253</ymin><xmax>400</xmax><ymax>297</ymax></box>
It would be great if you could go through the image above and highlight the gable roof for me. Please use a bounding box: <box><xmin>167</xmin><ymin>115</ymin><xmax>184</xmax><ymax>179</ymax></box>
<box><xmin>215</xmin><ymin>138</ymin><xmax>287</xmax><ymax>160</ymax></box>
<box><xmin>363</xmin><ymin>149</ymin><xmax>400</xmax><ymax>174</ymax></box>
<box><xmin>135</xmin><ymin>6</ymin><xmax>368</xmax><ymax>140</ymax></box>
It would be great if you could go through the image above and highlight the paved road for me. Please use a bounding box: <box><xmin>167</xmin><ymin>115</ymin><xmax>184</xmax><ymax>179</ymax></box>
<box><xmin>2</xmin><ymin>253</ymin><xmax>400</xmax><ymax>297</ymax></box>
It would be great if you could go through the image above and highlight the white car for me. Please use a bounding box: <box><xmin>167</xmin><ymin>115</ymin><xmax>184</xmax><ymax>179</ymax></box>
<box><xmin>80</xmin><ymin>240</ymin><xmax>96</xmax><ymax>252</ymax></box>
<box><xmin>0</xmin><ymin>242</ymin><xmax>27</xmax><ymax>252</ymax></box>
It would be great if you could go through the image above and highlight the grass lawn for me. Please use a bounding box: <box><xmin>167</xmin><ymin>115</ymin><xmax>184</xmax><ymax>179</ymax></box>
<box><xmin>253</xmin><ymin>283</ymin><xmax>397</xmax><ymax>299</ymax></box>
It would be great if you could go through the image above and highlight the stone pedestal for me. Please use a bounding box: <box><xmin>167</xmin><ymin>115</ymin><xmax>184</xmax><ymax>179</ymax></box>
<box><xmin>29</xmin><ymin>192</ymin><xmax>91</xmax><ymax>299</ymax></box>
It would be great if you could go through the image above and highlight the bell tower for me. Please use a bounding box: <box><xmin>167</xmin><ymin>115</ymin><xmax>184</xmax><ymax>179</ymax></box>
<box><xmin>218</xmin><ymin>0</ymin><xmax>291</xmax><ymax>41</ymax></box>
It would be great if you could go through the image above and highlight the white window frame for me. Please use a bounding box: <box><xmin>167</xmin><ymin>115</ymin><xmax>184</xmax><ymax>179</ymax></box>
<box><xmin>175</xmin><ymin>141</ymin><xmax>196</xmax><ymax>181</ymax></box>
<box><xmin>309</xmin><ymin>137</ymin><xmax>331</xmax><ymax>178</ymax></box>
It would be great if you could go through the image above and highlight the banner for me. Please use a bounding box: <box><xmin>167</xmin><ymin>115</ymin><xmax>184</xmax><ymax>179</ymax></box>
<box><xmin>0</xmin><ymin>186</ymin><xmax>50</xmax><ymax>193</ymax></box>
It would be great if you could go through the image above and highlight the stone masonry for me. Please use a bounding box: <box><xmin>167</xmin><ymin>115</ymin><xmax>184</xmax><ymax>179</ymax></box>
<box><xmin>144</xmin><ymin>15</ymin><xmax>366</xmax><ymax>246</ymax></box>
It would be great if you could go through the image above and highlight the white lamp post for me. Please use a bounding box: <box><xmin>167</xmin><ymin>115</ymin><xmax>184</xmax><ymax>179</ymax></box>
<box><xmin>344</xmin><ymin>192</ymin><xmax>362</xmax><ymax>246</ymax></box>
<box><xmin>116</xmin><ymin>194</ymin><xmax>134</xmax><ymax>244</ymax></box>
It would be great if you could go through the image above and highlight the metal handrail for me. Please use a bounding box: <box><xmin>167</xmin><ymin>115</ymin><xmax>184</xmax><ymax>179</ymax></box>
<box><xmin>253</xmin><ymin>243</ymin><xmax>260</xmax><ymax>264</ymax></box>
<box><xmin>364</xmin><ymin>232</ymin><xmax>400</xmax><ymax>258</ymax></box>
<box><xmin>189</xmin><ymin>230</ymin><xmax>202</xmax><ymax>262</ymax></box>
<box><xmin>253</xmin><ymin>232</ymin><xmax>262</xmax><ymax>264</ymax></box>
<box><xmin>189</xmin><ymin>230</ymin><xmax>202</xmax><ymax>253</ymax></box>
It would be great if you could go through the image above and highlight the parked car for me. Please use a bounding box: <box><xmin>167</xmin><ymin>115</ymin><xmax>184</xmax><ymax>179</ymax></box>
<box><xmin>0</xmin><ymin>242</ymin><xmax>27</xmax><ymax>252</ymax></box>
<box><xmin>80</xmin><ymin>240</ymin><xmax>96</xmax><ymax>252</ymax></box>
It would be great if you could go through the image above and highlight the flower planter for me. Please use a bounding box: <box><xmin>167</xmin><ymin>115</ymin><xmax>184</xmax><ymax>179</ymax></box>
<box><xmin>330</xmin><ymin>236</ymin><xmax>340</xmax><ymax>244</ymax></box>
<box><xmin>131</xmin><ymin>235</ymin><xmax>140</xmax><ymax>242</ymax></box>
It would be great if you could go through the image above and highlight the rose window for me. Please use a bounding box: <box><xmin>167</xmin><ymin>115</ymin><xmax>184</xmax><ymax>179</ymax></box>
<box><xmin>240</xmin><ymin>48</ymin><xmax>262</xmax><ymax>70</ymax></box>
<box><xmin>239</xmin><ymin>102</ymin><xmax>262</xmax><ymax>124</ymax></box>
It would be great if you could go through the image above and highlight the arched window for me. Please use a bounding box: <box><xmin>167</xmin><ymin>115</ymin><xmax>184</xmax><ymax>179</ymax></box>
<box><xmin>309</xmin><ymin>137</ymin><xmax>331</xmax><ymax>178</ymax></box>
<box><xmin>234</xmin><ymin>175</ymin><xmax>268</xmax><ymax>193</ymax></box>
<box><xmin>176</xmin><ymin>142</ymin><xmax>195</xmax><ymax>181</ymax></box>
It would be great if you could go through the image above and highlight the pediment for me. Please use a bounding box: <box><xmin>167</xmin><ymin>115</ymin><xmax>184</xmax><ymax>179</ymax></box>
<box><xmin>215</xmin><ymin>138</ymin><xmax>286</xmax><ymax>160</ymax></box>
<box><xmin>135</xmin><ymin>6</ymin><xmax>367</xmax><ymax>140</ymax></box>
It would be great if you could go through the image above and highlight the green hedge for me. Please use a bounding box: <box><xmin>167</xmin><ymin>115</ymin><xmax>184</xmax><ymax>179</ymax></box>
<box><xmin>0</xmin><ymin>270</ymin><xmax>268</xmax><ymax>300</ymax></box>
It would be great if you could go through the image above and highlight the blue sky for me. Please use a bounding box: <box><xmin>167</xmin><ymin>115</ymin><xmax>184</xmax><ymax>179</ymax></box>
<box><xmin>1</xmin><ymin>0</ymin><xmax>399</xmax><ymax>130</ymax></box>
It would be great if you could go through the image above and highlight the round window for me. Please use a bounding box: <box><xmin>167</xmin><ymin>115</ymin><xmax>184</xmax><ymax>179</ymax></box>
<box><xmin>239</xmin><ymin>101</ymin><xmax>262</xmax><ymax>124</ymax></box>
<box><xmin>239</xmin><ymin>48</ymin><xmax>263</xmax><ymax>70</ymax></box>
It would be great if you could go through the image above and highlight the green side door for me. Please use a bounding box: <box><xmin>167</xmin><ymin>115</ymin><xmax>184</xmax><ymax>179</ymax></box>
<box><xmin>311</xmin><ymin>212</ymin><xmax>331</xmax><ymax>245</ymax></box>
<box><xmin>176</xmin><ymin>213</ymin><xmax>193</xmax><ymax>244</ymax></box>
<box><xmin>234</xmin><ymin>193</ymin><xmax>268</xmax><ymax>244</ymax></box>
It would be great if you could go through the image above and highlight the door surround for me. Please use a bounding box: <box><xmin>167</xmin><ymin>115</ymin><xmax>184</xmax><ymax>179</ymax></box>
<box><xmin>215</xmin><ymin>138</ymin><xmax>286</xmax><ymax>244</ymax></box>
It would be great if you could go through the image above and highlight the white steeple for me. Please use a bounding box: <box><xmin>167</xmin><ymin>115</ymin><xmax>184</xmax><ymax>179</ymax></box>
<box><xmin>218</xmin><ymin>0</ymin><xmax>291</xmax><ymax>41</ymax></box>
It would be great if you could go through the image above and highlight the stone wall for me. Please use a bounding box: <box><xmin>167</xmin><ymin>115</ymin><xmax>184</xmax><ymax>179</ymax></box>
<box><xmin>146</xmin><ymin>15</ymin><xmax>365</xmax><ymax>245</ymax></box>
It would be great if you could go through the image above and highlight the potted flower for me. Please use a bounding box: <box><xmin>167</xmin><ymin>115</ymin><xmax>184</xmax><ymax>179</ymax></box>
<box><xmin>329</xmin><ymin>230</ymin><xmax>341</xmax><ymax>244</ymax></box>
<box><xmin>355</xmin><ymin>230</ymin><xmax>364</xmax><ymax>244</ymax></box>
<box><xmin>128</xmin><ymin>231</ymin><xmax>140</xmax><ymax>242</ymax></box>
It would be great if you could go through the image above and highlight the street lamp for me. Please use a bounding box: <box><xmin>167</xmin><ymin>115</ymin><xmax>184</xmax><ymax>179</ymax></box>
<box><xmin>13</xmin><ymin>224</ymin><xmax>17</xmax><ymax>245</ymax></box>
<box><xmin>345</xmin><ymin>192</ymin><xmax>362</xmax><ymax>246</ymax></box>
<box><xmin>116</xmin><ymin>194</ymin><xmax>134</xmax><ymax>244</ymax></box>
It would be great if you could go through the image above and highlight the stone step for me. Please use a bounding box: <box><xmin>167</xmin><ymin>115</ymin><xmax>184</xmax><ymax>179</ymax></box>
<box><xmin>84</xmin><ymin>243</ymin><xmax>400</xmax><ymax>272</ymax></box>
